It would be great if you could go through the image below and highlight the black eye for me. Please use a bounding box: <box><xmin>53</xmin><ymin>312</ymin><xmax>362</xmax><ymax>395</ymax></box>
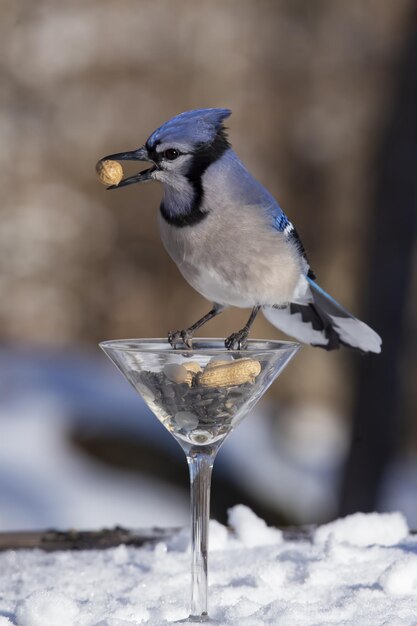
<box><xmin>164</xmin><ymin>148</ymin><xmax>180</xmax><ymax>160</ymax></box>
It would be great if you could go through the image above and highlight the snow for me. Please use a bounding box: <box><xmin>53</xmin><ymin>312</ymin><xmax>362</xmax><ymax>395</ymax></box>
<box><xmin>16</xmin><ymin>592</ymin><xmax>79</xmax><ymax>626</ymax></box>
<box><xmin>314</xmin><ymin>511</ymin><xmax>409</xmax><ymax>547</ymax></box>
<box><xmin>227</xmin><ymin>504</ymin><xmax>283</xmax><ymax>547</ymax></box>
<box><xmin>380</xmin><ymin>556</ymin><xmax>417</xmax><ymax>596</ymax></box>
<box><xmin>1</xmin><ymin>506</ymin><xmax>417</xmax><ymax>625</ymax></box>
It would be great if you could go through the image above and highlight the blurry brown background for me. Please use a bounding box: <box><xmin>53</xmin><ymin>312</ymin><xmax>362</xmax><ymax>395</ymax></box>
<box><xmin>1</xmin><ymin>0</ymin><xmax>416</xmax><ymax>527</ymax></box>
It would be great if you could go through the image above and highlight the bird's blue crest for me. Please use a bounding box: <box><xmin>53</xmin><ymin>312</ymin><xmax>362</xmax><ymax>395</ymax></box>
<box><xmin>146</xmin><ymin>108</ymin><xmax>232</xmax><ymax>149</ymax></box>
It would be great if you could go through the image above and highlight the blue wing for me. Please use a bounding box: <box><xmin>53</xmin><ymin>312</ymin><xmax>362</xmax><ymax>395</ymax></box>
<box><xmin>271</xmin><ymin>204</ymin><xmax>316</xmax><ymax>280</ymax></box>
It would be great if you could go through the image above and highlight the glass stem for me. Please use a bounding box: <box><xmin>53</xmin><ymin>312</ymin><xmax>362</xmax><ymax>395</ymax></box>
<box><xmin>186</xmin><ymin>447</ymin><xmax>216</xmax><ymax>620</ymax></box>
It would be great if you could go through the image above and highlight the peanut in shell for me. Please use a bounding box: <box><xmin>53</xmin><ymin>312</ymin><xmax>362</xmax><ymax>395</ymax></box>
<box><xmin>183</xmin><ymin>361</ymin><xmax>203</xmax><ymax>375</ymax></box>
<box><xmin>96</xmin><ymin>159</ymin><xmax>124</xmax><ymax>186</ymax></box>
<box><xmin>199</xmin><ymin>358</ymin><xmax>261</xmax><ymax>388</ymax></box>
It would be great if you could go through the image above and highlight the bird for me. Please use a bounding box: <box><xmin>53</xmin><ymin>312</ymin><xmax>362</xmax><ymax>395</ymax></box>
<box><xmin>101</xmin><ymin>108</ymin><xmax>382</xmax><ymax>353</ymax></box>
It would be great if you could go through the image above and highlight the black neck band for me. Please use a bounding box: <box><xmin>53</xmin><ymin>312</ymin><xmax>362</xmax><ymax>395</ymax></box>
<box><xmin>160</xmin><ymin>200</ymin><xmax>209</xmax><ymax>227</ymax></box>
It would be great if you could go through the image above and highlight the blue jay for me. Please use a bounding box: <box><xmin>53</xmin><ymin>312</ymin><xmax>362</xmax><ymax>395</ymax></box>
<box><xmin>102</xmin><ymin>108</ymin><xmax>381</xmax><ymax>353</ymax></box>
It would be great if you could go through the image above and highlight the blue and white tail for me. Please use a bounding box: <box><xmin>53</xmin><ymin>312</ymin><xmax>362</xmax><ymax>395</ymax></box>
<box><xmin>262</xmin><ymin>278</ymin><xmax>382</xmax><ymax>353</ymax></box>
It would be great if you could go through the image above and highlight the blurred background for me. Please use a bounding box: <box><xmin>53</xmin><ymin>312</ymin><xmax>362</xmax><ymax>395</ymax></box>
<box><xmin>1</xmin><ymin>0</ymin><xmax>416</xmax><ymax>531</ymax></box>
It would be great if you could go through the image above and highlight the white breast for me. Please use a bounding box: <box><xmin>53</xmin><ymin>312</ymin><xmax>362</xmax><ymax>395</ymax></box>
<box><xmin>158</xmin><ymin>202</ymin><xmax>304</xmax><ymax>308</ymax></box>
<box><xmin>185</xmin><ymin>263</ymin><xmax>256</xmax><ymax>307</ymax></box>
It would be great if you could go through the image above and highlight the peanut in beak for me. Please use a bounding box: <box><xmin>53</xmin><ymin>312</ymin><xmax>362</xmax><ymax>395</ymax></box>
<box><xmin>96</xmin><ymin>159</ymin><xmax>124</xmax><ymax>186</ymax></box>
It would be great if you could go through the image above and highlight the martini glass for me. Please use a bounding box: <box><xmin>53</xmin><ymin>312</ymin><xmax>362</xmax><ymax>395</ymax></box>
<box><xmin>100</xmin><ymin>338</ymin><xmax>300</xmax><ymax>622</ymax></box>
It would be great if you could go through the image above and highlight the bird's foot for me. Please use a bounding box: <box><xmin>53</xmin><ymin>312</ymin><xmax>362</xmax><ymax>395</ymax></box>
<box><xmin>168</xmin><ymin>329</ymin><xmax>193</xmax><ymax>349</ymax></box>
<box><xmin>225</xmin><ymin>329</ymin><xmax>249</xmax><ymax>350</ymax></box>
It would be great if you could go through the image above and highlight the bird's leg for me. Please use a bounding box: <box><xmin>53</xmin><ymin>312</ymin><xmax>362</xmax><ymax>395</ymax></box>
<box><xmin>225</xmin><ymin>306</ymin><xmax>261</xmax><ymax>350</ymax></box>
<box><xmin>168</xmin><ymin>304</ymin><xmax>226</xmax><ymax>349</ymax></box>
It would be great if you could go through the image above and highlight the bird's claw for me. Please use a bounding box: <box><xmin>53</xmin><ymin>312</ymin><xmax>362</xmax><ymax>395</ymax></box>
<box><xmin>225</xmin><ymin>330</ymin><xmax>249</xmax><ymax>351</ymax></box>
<box><xmin>168</xmin><ymin>329</ymin><xmax>193</xmax><ymax>349</ymax></box>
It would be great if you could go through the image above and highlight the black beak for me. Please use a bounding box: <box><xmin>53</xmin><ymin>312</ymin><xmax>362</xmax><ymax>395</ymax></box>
<box><xmin>101</xmin><ymin>146</ymin><xmax>155</xmax><ymax>189</ymax></box>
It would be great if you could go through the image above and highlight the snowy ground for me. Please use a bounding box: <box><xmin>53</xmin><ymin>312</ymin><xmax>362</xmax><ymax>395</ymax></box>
<box><xmin>2</xmin><ymin>348</ymin><xmax>417</xmax><ymax>625</ymax></box>
<box><xmin>0</xmin><ymin>506</ymin><xmax>416</xmax><ymax>625</ymax></box>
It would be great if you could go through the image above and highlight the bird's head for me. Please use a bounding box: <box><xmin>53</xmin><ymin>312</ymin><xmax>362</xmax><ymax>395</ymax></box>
<box><xmin>102</xmin><ymin>108</ymin><xmax>232</xmax><ymax>191</ymax></box>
